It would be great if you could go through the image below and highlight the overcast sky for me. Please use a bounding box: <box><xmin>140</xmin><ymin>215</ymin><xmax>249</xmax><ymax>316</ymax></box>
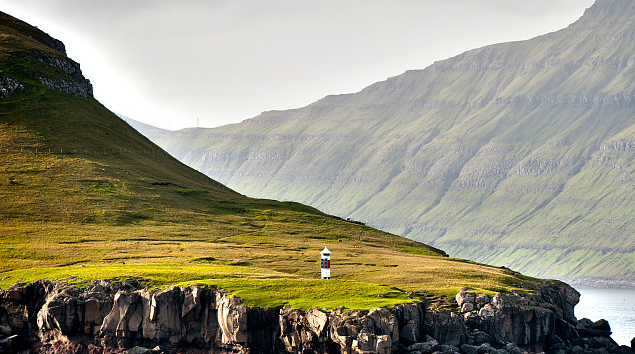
<box><xmin>3</xmin><ymin>0</ymin><xmax>595</xmax><ymax>129</ymax></box>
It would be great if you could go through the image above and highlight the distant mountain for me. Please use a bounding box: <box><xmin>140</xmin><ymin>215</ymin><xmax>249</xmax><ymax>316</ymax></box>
<box><xmin>117</xmin><ymin>114</ymin><xmax>164</xmax><ymax>134</ymax></box>
<box><xmin>144</xmin><ymin>0</ymin><xmax>635</xmax><ymax>286</ymax></box>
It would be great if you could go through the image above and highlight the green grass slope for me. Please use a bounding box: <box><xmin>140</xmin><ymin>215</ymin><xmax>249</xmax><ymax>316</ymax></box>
<box><xmin>144</xmin><ymin>0</ymin><xmax>635</xmax><ymax>286</ymax></box>
<box><xmin>0</xmin><ymin>10</ymin><xmax>545</xmax><ymax>310</ymax></box>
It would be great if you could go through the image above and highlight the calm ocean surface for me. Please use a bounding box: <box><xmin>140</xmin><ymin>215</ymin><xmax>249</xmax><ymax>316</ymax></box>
<box><xmin>575</xmin><ymin>288</ymin><xmax>635</xmax><ymax>346</ymax></box>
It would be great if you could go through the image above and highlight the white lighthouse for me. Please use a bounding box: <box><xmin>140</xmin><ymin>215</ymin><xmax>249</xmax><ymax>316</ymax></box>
<box><xmin>320</xmin><ymin>247</ymin><xmax>331</xmax><ymax>279</ymax></box>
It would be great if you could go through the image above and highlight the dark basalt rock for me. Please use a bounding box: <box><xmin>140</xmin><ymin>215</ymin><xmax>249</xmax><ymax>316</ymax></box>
<box><xmin>0</xmin><ymin>280</ymin><xmax>625</xmax><ymax>354</ymax></box>
<box><xmin>576</xmin><ymin>318</ymin><xmax>613</xmax><ymax>338</ymax></box>
<box><xmin>0</xmin><ymin>334</ymin><xmax>28</xmax><ymax>353</ymax></box>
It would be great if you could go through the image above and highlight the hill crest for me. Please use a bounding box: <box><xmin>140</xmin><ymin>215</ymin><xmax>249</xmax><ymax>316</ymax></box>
<box><xmin>0</xmin><ymin>11</ymin><xmax>92</xmax><ymax>98</ymax></box>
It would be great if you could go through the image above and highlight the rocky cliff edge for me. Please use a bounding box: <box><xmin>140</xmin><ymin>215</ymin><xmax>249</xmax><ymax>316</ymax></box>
<box><xmin>0</xmin><ymin>280</ymin><xmax>632</xmax><ymax>354</ymax></box>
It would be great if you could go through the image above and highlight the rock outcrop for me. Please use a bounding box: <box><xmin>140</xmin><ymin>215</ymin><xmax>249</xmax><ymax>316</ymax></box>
<box><xmin>0</xmin><ymin>77</ymin><xmax>23</xmax><ymax>98</ymax></box>
<box><xmin>0</xmin><ymin>51</ymin><xmax>93</xmax><ymax>99</ymax></box>
<box><xmin>0</xmin><ymin>280</ymin><xmax>631</xmax><ymax>354</ymax></box>
<box><xmin>33</xmin><ymin>51</ymin><xmax>93</xmax><ymax>98</ymax></box>
<box><xmin>0</xmin><ymin>12</ymin><xmax>93</xmax><ymax>100</ymax></box>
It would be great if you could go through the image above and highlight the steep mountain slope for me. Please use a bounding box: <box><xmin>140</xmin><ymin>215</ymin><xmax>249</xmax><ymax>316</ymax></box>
<box><xmin>146</xmin><ymin>0</ymin><xmax>635</xmax><ymax>286</ymax></box>
<box><xmin>0</xmin><ymin>10</ymin><xmax>544</xmax><ymax>309</ymax></box>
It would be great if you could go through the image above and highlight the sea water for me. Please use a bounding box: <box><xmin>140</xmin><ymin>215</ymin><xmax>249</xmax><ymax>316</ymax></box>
<box><xmin>575</xmin><ymin>288</ymin><xmax>635</xmax><ymax>346</ymax></box>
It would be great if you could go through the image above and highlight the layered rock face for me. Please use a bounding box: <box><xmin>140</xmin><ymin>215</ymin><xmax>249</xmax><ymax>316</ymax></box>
<box><xmin>0</xmin><ymin>49</ymin><xmax>93</xmax><ymax>99</ymax></box>
<box><xmin>0</xmin><ymin>11</ymin><xmax>93</xmax><ymax>99</ymax></box>
<box><xmin>0</xmin><ymin>280</ymin><xmax>630</xmax><ymax>354</ymax></box>
<box><xmin>33</xmin><ymin>53</ymin><xmax>93</xmax><ymax>98</ymax></box>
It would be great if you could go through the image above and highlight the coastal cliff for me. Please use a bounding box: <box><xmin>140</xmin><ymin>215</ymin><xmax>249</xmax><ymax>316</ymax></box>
<box><xmin>0</xmin><ymin>280</ymin><xmax>630</xmax><ymax>354</ymax></box>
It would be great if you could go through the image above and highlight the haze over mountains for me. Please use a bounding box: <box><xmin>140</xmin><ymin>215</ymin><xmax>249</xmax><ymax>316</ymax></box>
<box><xmin>142</xmin><ymin>0</ymin><xmax>635</xmax><ymax>287</ymax></box>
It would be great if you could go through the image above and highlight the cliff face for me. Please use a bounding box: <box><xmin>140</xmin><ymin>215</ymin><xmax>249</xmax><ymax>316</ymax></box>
<box><xmin>33</xmin><ymin>52</ymin><xmax>93</xmax><ymax>98</ymax></box>
<box><xmin>0</xmin><ymin>11</ymin><xmax>93</xmax><ymax>98</ymax></box>
<box><xmin>143</xmin><ymin>0</ymin><xmax>635</xmax><ymax>286</ymax></box>
<box><xmin>0</xmin><ymin>280</ymin><xmax>628</xmax><ymax>354</ymax></box>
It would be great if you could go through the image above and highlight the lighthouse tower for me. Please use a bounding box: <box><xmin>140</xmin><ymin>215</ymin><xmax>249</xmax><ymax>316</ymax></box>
<box><xmin>320</xmin><ymin>247</ymin><xmax>331</xmax><ymax>279</ymax></box>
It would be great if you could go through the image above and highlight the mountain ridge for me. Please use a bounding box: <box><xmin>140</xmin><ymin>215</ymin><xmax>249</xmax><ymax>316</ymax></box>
<box><xmin>143</xmin><ymin>0</ymin><xmax>635</xmax><ymax>286</ymax></box>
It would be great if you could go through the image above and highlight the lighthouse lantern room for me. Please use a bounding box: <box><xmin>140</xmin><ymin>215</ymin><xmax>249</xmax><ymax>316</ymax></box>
<box><xmin>320</xmin><ymin>247</ymin><xmax>331</xmax><ymax>279</ymax></box>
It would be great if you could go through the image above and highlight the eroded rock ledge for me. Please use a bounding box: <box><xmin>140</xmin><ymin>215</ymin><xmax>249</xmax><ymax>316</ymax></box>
<box><xmin>33</xmin><ymin>51</ymin><xmax>93</xmax><ymax>98</ymax></box>
<box><xmin>0</xmin><ymin>51</ymin><xmax>93</xmax><ymax>99</ymax></box>
<box><xmin>0</xmin><ymin>280</ymin><xmax>631</xmax><ymax>354</ymax></box>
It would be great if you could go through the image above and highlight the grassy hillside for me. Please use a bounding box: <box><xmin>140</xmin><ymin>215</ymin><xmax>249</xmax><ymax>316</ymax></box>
<box><xmin>0</xmin><ymin>10</ymin><xmax>545</xmax><ymax>310</ymax></box>
<box><xmin>144</xmin><ymin>0</ymin><xmax>635</xmax><ymax>286</ymax></box>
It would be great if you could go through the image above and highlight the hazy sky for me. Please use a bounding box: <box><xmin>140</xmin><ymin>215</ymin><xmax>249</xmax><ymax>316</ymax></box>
<box><xmin>3</xmin><ymin>0</ymin><xmax>595</xmax><ymax>129</ymax></box>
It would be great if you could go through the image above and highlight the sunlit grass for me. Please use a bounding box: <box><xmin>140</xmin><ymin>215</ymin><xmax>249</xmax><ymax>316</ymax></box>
<box><xmin>0</xmin><ymin>217</ymin><xmax>540</xmax><ymax>310</ymax></box>
<box><xmin>0</xmin><ymin>263</ymin><xmax>417</xmax><ymax>310</ymax></box>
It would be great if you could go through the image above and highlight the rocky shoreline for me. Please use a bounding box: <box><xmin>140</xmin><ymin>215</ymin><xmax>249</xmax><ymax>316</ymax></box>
<box><xmin>0</xmin><ymin>280</ymin><xmax>633</xmax><ymax>354</ymax></box>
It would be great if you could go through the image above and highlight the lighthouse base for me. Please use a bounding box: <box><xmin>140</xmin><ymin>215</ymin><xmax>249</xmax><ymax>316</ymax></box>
<box><xmin>321</xmin><ymin>268</ymin><xmax>331</xmax><ymax>279</ymax></box>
